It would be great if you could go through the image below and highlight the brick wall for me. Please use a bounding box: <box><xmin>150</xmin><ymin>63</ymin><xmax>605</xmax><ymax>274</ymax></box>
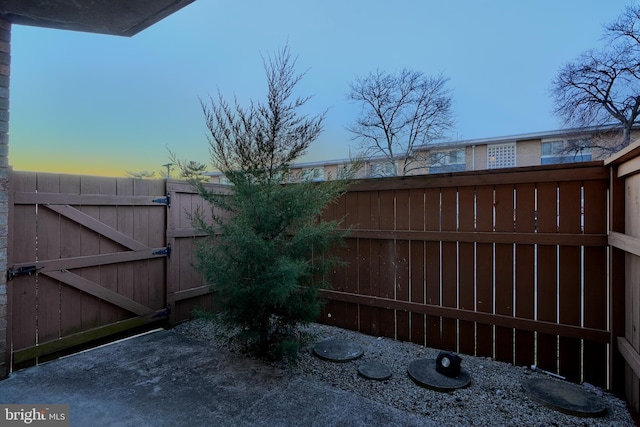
<box><xmin>0</xmin><ymin>16</ymin><xmax>9</xmax><ymax>379</ymax></box>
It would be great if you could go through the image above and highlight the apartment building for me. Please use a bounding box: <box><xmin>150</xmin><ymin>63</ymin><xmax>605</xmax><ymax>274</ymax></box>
<box><xmin>206</xmin><ymin>125</ymin><xmax>639</xmax><ymax>183</ymax></box>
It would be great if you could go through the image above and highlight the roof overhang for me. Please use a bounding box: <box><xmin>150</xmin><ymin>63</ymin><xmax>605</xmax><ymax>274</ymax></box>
<box><xmin>0</xmin><ymin>0</ymin><xmax>195</xmax><ymax>37</ymax></box>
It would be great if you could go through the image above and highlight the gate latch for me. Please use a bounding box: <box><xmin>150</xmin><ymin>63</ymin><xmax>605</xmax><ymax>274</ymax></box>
<box><xmin>7</xmin><ymin>265</ymin><xmax>42</xmax><ymax>281</ymax></box>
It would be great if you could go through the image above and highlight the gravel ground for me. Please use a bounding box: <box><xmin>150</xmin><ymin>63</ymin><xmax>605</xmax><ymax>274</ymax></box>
<box><xmin>173</xmin><ymin>318</ymin><xmax>635</xmax><ymax>427</ymax></box>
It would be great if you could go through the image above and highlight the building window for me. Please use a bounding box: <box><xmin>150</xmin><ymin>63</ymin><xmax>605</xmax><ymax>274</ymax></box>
<box><xmin>541</xmin><ymin>139</ymin><xmax>591</xmax><ymax>164</ymax></box>
<box><xmin>487</xmin><ymin>143</ymin><xmax>516</xmax><ymax>169</ymax></box>
<box><xmin>368</xmin><ymin>161</ymin><xmax>394</xmax><ymax>177</ymax></box>
<box><xmin>430</xmin><ymin>149</ymin><xmax>465</xmax><ymax>166</ymax></box>
<box><xmin>428</xmin><ymin>149</ymin><xmax>466</xmax><ymax>173</ymax></box>
<box><xmin>302</xmin><ymin>168</ymin><xmax>324</xmax><ymax>181</ymax></box>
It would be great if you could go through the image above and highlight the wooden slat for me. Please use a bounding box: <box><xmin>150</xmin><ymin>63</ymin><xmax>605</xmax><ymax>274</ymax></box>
<box><xmin>14</xmin><ymin>192</ymin><xmax>164</xmax><ymax>205</ymax></box>
<box><xmin>536</xmin><ymin>181</ymin><xmax>559</xmax><ymax>374</ymax></box>
<box><xmin>475</xmin><ymin>185</ymin><xmax>494</xmax><ymax>357</ymax></box>
<box><xmin>12</xmin><ymin>312</ymin><xmax>166</xmax><ymax>365</ymax></box>
<box><xmin>583</xmin><ymin>179</ymin><xmax>608</xmax><ymax>387</ymax></box>
<box><xmin>45</xmin><ymin>204</ymin><xmax>149</xmax><ymax>251</ymax></box>
<box><xmin>514</xmin><ymin>183</ymin><xmax>536</xmax><ymax>368</ymax></box>
<box><xmin>457</xmin><ymin>186</ymin><xmax>475</xmax><ymax>356</ymax></box>
<box><xmin>319</xmin><ymin>290</ymin><xmax>610</xmax><ymax>343</ymax></box>
<box><xmin>346</xmin><ymin>229</ymin><xmax>607</xmax><ymax>246</ymax></box>
<box><xmin>494</xmin><ymin>184</ymin><xmax>515</xmax><ymax>364</ymax></box>
<box><xmin>9</xmin><ymin>172</ymin><xmax>38</xmax><ymax>351</ymax></box>
<box><xmin>171</xmin><ymin>285</ymin><xmax>211</xmax><ymax>301</ymax></box>
<box><xmin>557</xmin><ymin>180</ymin><xmax>583</xmax><ymax>383</ymax></box>
<box><xmin>11</xmin><ymin>248</ymin><xmax>167</xmax><ymax>272</ymax></box>
<box><xmin>36</xmin><ymin>174</ymin><xmax>64</xmax><ymax>345</ymax></box>
<box><xmin>609</xmin><ymin>232</ymin><xmax>640</xmax><ymax>257</ymax></box>
<box><xmin>409</xmin><ymin>188</ymin><xmax>426</xmax><ymax>346</ymax></box>
<box><xmin>346</xmin><ymin>163</ymin><xmax>608</xmax><ymax>192</ymax></box>
<box><xmin>619</xmin><ymin>336</ymin><xmax>640</xmax><ymax>379</ymax></box>
<box><xmin>425</xmin><ymin>187</ymin><xmax>442</xmax><ymax>349</ymax></box>
<box><xmin>440</xmin><ymin>187</ymin><xmax>457</xmax><ymax>352</ymax></box>
<box><xmin>395</xmin><ymin>189</ymin><xmax>410</xmax><ymax>342</ymax></box>
<box><xmin>378</xmin><ymin>190</ymin><xmax>395</xmax><ymax>339</ymax></box>
<box><xmin>617</xmin><ymin>154</ymin><xmax>640</xmax><ymax>178</ymax></box>
<box><xmin>43</xmin><ymin>270</ymin><xmax>153</xmax><ymax>316</ymax></box>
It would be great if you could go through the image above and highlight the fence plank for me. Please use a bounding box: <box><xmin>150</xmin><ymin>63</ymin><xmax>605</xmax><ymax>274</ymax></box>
<box><xmin>441</xmin><ymin>187</ymin><xmax>457</xmax><ymax>352</ymax></box>
<box><xmin>97</xmin><ymin>177</ymin><xmax>124</xmax><ymax>324</ymax></box>
<box><xmin>475</xmin><ymin>185</ymin><xmax>494</xmax><ymax>357</ymax></box>
<box><xmin>9</xmin><ymin>172</ymin><xmax>38</xmax><ymax>352</ymax></box>
<box><xmin>583</xmin><ymin>179</ymin><xmax>608</xmax><ymax>387</ymax></box>
<box><xmin>395</xmin><ymin>189</ymin><xmax>410</xmax><ymax>342</ymax></box>
<box><xmin>458</xmin><ymin>186</ymin><xmax>475</xmax><ymax>355</ymax></box>
<box><xmin>558</xmin><ymin>180</ymin><xmax>583</xmax><ymax>382</ymax></box>
<box><xmin>515</xmin><ymin>183</ymin><xmax>536</xmax><ymax>367</ymax></box>
<box><xmin>536</xmin><ymin>181</ymin><xmax>559</xmax><ymax>374</ymax></box>
<box><xmin>409</xmin><ymin>188</ymin><xmax>426</xmax><ymax>346</ymax></box>
<box><xmin>76</xmin><ymin>176</ymin><xmax>105</xmax><ymax>330</ymax></box>
<box><xmin>425</xmin><ymin>188</ymin><xmax>442</xmax><ymax>349</ymax></box>
<box><xmin>36</xmin><ymin>174</ymin><xmax>63</xmax><ymax>345</ymax></box>
<box><xmin>378</xmin><ymin>190</ymin><xmax>395</xmax><ymax>339</ymax></box>
<box><xmin>495</xmin><ymin>184</ymin><xmax>515</xmax><ymax>364</ymax></box>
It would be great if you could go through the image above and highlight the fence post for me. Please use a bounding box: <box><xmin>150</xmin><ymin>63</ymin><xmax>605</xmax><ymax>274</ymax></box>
<box><xmin>608</xmin><ymin>164</ymin><xmax>626</xmax><ymax>395</ymax></box>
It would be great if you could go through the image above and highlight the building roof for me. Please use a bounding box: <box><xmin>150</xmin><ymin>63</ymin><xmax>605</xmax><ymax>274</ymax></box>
<box><xmin>417</xmin><ymin>124</ymin><xmax>626</xmax><ymax>151</ymax></box>
<box><xmin>0</xmin><ymin>0</ymin><xmax>195</xmax><ymax>36</ymax></box>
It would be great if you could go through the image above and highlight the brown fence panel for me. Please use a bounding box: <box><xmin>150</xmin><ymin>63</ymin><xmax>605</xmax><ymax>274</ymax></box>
<box><xmin>606</xmin><ymin>143</ymin><xmax>640</xmax><ymax>411</ymax></box>
<box><xmin>318</xmin><ymin>162</ymin><xmax>610</xmax><ymax>387</ymax></box>
<box><xmin>8</xmin><ymin>172</ymin><xmax>169</xmax><ymax>370</ymax></box>
<box><xmin>165</xmin><ymin>180</ymin><xmax>225</xmax><ymax>323</ymax></box>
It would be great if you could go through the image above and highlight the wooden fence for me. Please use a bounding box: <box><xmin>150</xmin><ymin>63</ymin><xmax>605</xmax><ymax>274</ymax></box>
<box><xmin>5</xmin><ymin>156</ymin><xmax>640</xmax><ymax>411</ymax></box>
<box><xmin>319</xmin><ymin>162</ymin><xmax>611</xmax><ymax>389</ymax></box>
<box><xmin>7</xmin><ymin>172</ymin><xmax>170</xmax><ymax>369</ymax></box>
<box><xmin>6</xmin><ymin>173</ymin><xmax>218</xmax><ymax>370</ymax></box>
<box><xmin>606</xmin><ymin>141</ymin><xmax>640</xmax><ymax>414</ymax></box>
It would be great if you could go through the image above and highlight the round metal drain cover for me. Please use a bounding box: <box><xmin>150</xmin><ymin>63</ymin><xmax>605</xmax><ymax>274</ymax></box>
<box><xmin>407</xmin><ymin>358</ymin><xmax>471</xmax><ymax>391</ymax></box>
<box><xmin>313</xmin><ymin>338</ymin><xmax>364</xmax><ymax>362</ymax></box>
<box><xmin>358</xmin><ymin>361</ymin><xmax>392</xmax><ymax>380</ymax></box>
<box><xmin>522</xmin><ymin>378</ymin><xmax>606</xmax><ymax>417</ymax></box>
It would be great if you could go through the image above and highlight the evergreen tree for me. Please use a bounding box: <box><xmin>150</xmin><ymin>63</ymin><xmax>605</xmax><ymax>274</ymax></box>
<box><xmin>185</xmin><ymin>45</ymin><xmax>352</xmax><ymax>360</ymax></box>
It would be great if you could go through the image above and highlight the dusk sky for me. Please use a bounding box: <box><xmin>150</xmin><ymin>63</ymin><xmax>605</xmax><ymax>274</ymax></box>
<box><xmin>8</xmin><ymin>1</ymin><xmax>635</xmax><ymax>177</ymax></box>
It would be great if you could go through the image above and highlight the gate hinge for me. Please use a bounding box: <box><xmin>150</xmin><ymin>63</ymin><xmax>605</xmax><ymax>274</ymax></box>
<box><xmin>152</xmin><ymin>193</ymin><xmax>171</xmax><ymax>208</ymax></box>
<box><xmin>152</xmin><ymin>244</ymin><xmax>171</xmax><ymax>258</ymax></box>
<box><xmin>7</xmin><ymin>265</ymin><xmax>42</xmax><ymax>281</ymax></box>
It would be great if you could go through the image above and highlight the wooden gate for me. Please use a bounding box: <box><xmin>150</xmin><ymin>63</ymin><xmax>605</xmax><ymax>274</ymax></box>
<box><xmin>7</xmin><ymin>171</ymin><xmax>170</xmax><ymax>370</ymax></box>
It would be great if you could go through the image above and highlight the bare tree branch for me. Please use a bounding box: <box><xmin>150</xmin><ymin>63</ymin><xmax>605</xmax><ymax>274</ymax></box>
<box><xmin>347</xmin><ymin>68</ymin><xmax>454</xmax><ymax>176</ymax></box>
<box><xmin>551</xmin><ymin>5</ymin><xmax>640</xmax><ymax>151</ymax></box>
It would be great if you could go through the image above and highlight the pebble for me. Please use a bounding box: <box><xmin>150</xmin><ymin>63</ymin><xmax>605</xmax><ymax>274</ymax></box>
<box><xmin>174</xmin><ymin>319</ymin><xmax>635</xmax><ymax>427</ymax></box>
